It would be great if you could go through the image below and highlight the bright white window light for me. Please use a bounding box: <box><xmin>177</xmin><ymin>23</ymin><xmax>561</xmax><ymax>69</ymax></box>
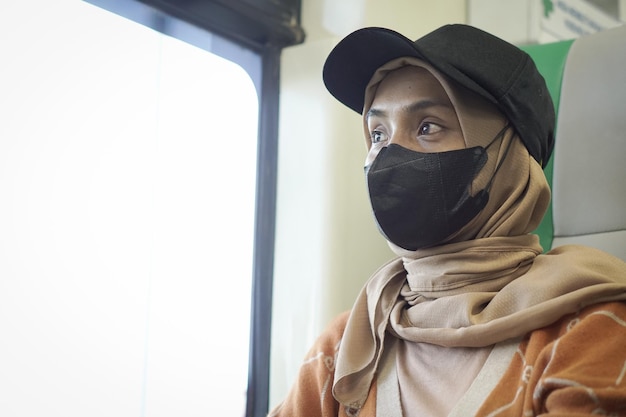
<box><xmin>0</xmin><ymin>2</ymin><xmax>257</xmax><ymax>416</ymax></box>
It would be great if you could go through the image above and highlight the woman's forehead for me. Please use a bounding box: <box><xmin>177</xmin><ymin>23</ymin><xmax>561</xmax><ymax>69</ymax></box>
<box><xmin>370</xmin><ymin>66</ymin><xmax>453</xmax><ymax>112</ymax></box>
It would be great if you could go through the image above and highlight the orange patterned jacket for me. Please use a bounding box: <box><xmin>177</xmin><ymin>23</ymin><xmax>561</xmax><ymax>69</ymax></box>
<box><xmin>269</xmin><ymin>301</ymin><xmax>626</xmax><ymax>417</ymax></box>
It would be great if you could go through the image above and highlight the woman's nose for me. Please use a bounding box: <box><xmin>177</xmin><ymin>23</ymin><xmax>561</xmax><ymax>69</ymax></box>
<box><xmin>388</xmin><ymin>129</ymin><xmax>424</xmax><ymax>152</ymax></box>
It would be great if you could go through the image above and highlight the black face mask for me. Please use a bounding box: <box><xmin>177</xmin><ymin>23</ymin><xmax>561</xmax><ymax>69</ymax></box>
<box><xmin>365</xmin><ymin>127</ymin><xmax>508</xmax><ymax>251</ymax></box>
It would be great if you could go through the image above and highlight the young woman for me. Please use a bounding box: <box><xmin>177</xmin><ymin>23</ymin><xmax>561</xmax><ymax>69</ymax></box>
<box><xmin>270</xmin><ymin>24</ymin><xmax>626</xmax><ymax>417</ymax></box>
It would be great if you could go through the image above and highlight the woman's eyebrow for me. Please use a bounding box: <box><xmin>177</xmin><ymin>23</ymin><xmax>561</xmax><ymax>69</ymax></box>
<box><xmin>366</xmin><ymin>107</ymin><xmax>386</xmax><ymax>121</ymax></box>
<box><xmin>366</xmin><ymin>99</ymin><xmax>452</xmax><ymax>121</ymax></box>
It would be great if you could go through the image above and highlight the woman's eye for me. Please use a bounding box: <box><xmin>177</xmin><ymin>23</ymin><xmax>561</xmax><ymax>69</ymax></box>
<box><xmin>370</xmin><ymin>130</ymin><xmax>387</xmax><ymax>144</ymax></box>
<box><xmin>418</xmin><ymin>122</ymin><xmax>442</xmax><ymax>136</ymax></box>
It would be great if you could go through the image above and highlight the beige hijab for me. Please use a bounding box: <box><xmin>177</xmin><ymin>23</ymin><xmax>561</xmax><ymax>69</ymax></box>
<box><xmin>332</xmin><ymin>57</ymin><xmax>626</xmax><ymax>409</ymax></box>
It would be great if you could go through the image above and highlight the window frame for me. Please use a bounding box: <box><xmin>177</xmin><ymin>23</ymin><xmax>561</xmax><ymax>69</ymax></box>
<box><xmin>84</xmin><ymin>1</ymin><xmax>304</xmax><ymax>416</ymax></box>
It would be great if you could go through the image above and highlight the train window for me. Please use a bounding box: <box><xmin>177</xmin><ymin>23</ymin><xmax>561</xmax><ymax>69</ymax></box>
<box><xmin>0</xmin><ymin>1</ymin><xmax>257</xmax><ymax>416</ymax></box>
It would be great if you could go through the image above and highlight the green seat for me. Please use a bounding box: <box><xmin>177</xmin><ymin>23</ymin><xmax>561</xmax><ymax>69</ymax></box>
<box><xmin>522</xmin><ymin>24</ymin><xmax>626</xmax><ymax>261</ymax></box>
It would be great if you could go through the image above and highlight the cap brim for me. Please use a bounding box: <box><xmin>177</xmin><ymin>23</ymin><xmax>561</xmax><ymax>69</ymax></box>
<box><xmin>323</xmin><ymin>28</ymin><xmax>423</xmax><ymax>114</ymax></box>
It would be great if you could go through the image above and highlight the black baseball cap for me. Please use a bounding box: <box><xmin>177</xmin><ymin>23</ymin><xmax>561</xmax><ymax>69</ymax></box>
<box><xmin>323</xmin><ymin>24</ymin><xmax>555</xmax><ymax>167</ymax></box>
